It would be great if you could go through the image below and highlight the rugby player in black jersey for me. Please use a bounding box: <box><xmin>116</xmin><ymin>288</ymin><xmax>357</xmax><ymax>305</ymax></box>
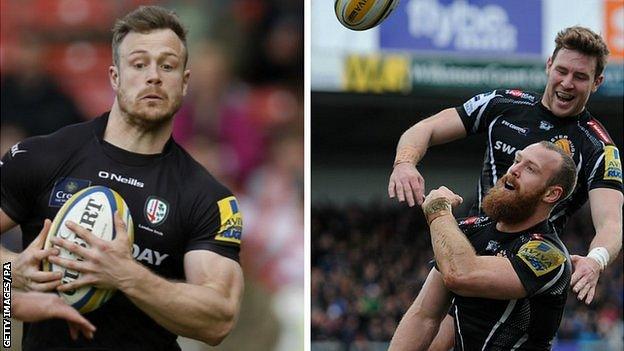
<box><xmin>389</xmin><ymin>141</ymin><xmax>576</xmax><ymax>350</ymax></box>
<box><xmin>0</xmin><ymin>6</ymin><xmax>243</xmax><ymax>350</ymax></box>
<box><xmin>388</xmin><ymin>26</ymin><xmax>622</xmax><ymax>350</ymax></box>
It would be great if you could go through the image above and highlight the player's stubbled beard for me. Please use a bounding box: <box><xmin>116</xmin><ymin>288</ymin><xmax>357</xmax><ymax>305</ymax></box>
<box><xmin>482</xmin><ymin>174</ymin><xmax>546</xmax><ymax>224</ymax></box>
<box><xmin>117</xmin><ymin>80</ymin><xmax>183</xmax><ymax>131</ymax></box>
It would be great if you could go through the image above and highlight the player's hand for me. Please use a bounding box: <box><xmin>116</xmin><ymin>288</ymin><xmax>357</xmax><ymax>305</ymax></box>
<box><xmin>12</xmin><ymin>291</ymin><xmax>96</xmax><ymax>340</ymax></box>
<box><xmin>423</xmin><ymin>186</ymin><xmax>464</xmax><ymax>209</ymax></box>
<box><xmin>570</xmin><ymin>254</ymin><xmax>601</xmax><ymax>305</ymax></box>
<box><xmin>12</xmin><ymin>219</ymin><xmax>62</xmax><ymax>291</ymax></box>
<box><xmin>48</xmin><ymin>212</ymin><xmax>136</xmax><ymax>291</ymax></box>
<box><xmin>389</xmin><ymin>163</ymin><xmax>426</xmax><ymax>207</ymax></box>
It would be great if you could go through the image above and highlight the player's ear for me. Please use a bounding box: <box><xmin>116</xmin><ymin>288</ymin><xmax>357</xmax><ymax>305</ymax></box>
<box><xmin>109</xmin><ymin>65</ymin><xmax>120</xmax><ymax>91</ymax></box>
<box><xmin>182</xmin><ymin>69</ymin><xmax>190</xmax><ymax>96</ymax></box>
<box><xmin>591</xmin><ymin>74</ymin><xmax>604</xmax><ymax>93</ymax></box>
<box><xmin>545</xmin><ymin>56</ymin><xmax>553</xmax><ymax>74</ymax></box>
<box><xmin>543</xmin><ymin>185</ymin><xmax>563</xmax><ymax>204</ymax></box>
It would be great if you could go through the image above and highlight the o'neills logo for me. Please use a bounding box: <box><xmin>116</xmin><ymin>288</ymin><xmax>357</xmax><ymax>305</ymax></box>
<box><xmin>98</xmin><ymin>171</ymin><xmax>144</xmax><ymax>188</ymax></box>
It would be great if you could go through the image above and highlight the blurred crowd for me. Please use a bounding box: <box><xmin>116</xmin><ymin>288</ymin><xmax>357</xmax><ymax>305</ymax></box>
<box><xmin>311</xmin><ymin>202</ymin><xmax>623</xmax><ymax>349</ymax></box>
<box><xmin>1</xmin><ymin>1</ymin><xmax>302</xmax><ymax>350</ymax></box>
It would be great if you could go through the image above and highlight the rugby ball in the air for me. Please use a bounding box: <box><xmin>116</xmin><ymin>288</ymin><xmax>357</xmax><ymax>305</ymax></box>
<box><xmin>334</xmin><ymin>0</ymin><xmax>399</xmax><ymax>31</ymax></box>
<box><xmin>43</xmin><ymin>186</ymin><xmax>134</xmax><ymax>314</ymax></box>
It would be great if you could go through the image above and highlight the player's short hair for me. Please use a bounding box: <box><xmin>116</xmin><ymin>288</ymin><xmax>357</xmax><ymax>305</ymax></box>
<box><xmin>539</xmin><ymin>141</ymin><xmax>577</xmax><ymax>203</ymax></box>
<box><xmin>551</xmin><ymin>26</ymin><xmax>609</xmax><ymax>77</ymax></box>
<box><xmin>112</xmin><ymin>6</ymin><xmax>188</xmax><ymax>68</ymax></box>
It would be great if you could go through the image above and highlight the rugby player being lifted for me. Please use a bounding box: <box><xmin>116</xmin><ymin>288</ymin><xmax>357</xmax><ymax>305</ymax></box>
<box><xmin>390</xmin><ymin>142</ymin><xmax>577</xmax><ymax>350</ymax></box>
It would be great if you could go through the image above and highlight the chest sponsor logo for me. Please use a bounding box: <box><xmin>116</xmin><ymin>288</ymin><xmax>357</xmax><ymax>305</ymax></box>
<box><xmin>215</xmin><ymin>196</ymin><xmax>242</xmax><ymax>244</ymax></box>
<box><xmin>48</xmin><ymin>178</ymin><xmax>92</xmax><ymax>207</ymax></box>
<box><xmin>517</xmin><ymin>240</ymin><xmax>566</xmax><ymax>277</ymax></box>
<box><xmin>539</xmin><ymin>121</ymin><xmax>554</xmax><ymax>131</ymax></box>
<box><xmin>494</xmin><ymin>140</ymin><xmax>519</xmax><ymax>155</ymax></box>
<box><xmin>132</xmin><ymin>244</ymin><xmax>169</xmax><ymax>266</ymax></box>
<box><xmin>10</xmin><ymin>143</ymin><xmax>27</xmax><ymax>157</ymax></box>
<box><xmin>500</xmin><ymin>119</ymin><xmax>529</xmax><ymax>135</ymax></box>
<box><xmin>603</xmin><ymin>145</ymin><xmax>622</xmax><ymax>183</ymax></box>
<box><xmin>98</xmin><ymin>171</ymin><xmax>144</xmax><ymax>188</ymax></box>
<box><xmin>144</xmin><ymin>196</ymin><xmax>169</xmax><ymax>226</ymax></box>
<box><xmin>549</xmin><ymin>135</ymin><xmax>575</xmax><ymax>156</ymax></box>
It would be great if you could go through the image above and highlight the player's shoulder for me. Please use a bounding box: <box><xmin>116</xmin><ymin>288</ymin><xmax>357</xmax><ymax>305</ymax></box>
<box><xmin>1</xmin><ymin>118</ymin><xmax>97</xmax><ymax>166</ymax></box>
<box><xmin>515</xmin><ymin>232</ymin><xmax>569</xmax><ymax>277</ymax></box>
<box><xmin>461</xmin><ymin>89</ymin><xmax>538</xmax><ymax>116</ymax></box>
<box><xmin>576</xmin><ymin>114</ymin><xmax>616</xmax><ymax>147</ymax></box>
<box><xmin>169</xmin><ymin>143</ymin><xmax>233</xmax><ymax>200</ymax></box>
<box><xmin>457</xmin><ymin>215</ymin><xmax>493</xmax><ymax>235</ymax></box>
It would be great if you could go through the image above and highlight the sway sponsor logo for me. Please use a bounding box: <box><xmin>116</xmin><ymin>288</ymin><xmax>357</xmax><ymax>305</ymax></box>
<box><xmin>494</xmin><ymin>140</ymin><xmax>518</xmax><ymax>155</ymax></box>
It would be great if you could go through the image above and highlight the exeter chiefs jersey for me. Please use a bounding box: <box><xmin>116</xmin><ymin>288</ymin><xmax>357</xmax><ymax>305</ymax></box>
<box><xmin>456</xmin><ymin>89</ymin><xmax>623</xmax><ymax>233</ymax></box>
<box><xmin>448</xmin><ymin>216</ymin><xmax>571</xmax><ymax>350</ymax></box>
<box><xmin>0</xmin><ymin>113</ymin><xmax>242</xmax><ymax>351</ymax></box>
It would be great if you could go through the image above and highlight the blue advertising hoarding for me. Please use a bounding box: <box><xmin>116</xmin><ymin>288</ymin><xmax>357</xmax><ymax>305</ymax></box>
<box><xmin>380</xmin><ymin>0</ymin><xmax>543</xmax><ymax>57</ymax></box>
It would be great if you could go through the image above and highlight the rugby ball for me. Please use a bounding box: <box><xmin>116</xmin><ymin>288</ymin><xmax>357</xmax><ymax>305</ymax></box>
<box><xmin>43</xmin><ymin>186</ymin><xmax>134</xmax><ymax>314</ymax></box>
<box><xmin>334</xmin><ymin>0</ymin><xmax>399</xmax><ymax>31</ymax></box>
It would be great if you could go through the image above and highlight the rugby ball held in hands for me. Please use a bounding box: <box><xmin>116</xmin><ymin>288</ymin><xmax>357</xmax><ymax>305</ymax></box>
<box><xmin>43</xmin><ymin>186</ymin><xmax>134</xmax><ymax>314</ymax></box>
<box><xmin>335</xmin><ymin>0</ymin><xmax>399</xmax><ymax>31</ymax></box>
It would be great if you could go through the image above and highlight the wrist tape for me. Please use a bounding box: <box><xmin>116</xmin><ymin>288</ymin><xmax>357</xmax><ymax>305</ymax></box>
<box><xmin>587</xmin><ymin>247</ymin><xmax>609</xmax><ymax>271</ymax></box>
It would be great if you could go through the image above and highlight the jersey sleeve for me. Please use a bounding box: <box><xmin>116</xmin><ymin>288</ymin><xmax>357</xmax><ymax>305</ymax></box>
<box><xmin>585</xmin><ymin>144</ymin><xmax>623</xmax><ymax>193</ymax></box>
<box><xmin>508</xmin><ymin>240</ymin><xmax>568</xmax><ymax>297</ymax></box>
<box><xmin>455</xmin><ymin>90</ymin><xmax>504</xmax><ymax>135</ymax></box>
<box><xmin>0</xmin><ymin>139</ymin><xmax>49</xmax><ymax>223</ymax></box>
<box><xmin>185</xmin><ymin>189</ymin><xmax>242</xmax><ymax>263</ymax></box>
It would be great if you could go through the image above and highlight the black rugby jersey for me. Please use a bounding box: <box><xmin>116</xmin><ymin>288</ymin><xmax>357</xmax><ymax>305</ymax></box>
<box><xmin>446</xmin><ymin>216</ymin><xmax>571</xmax><ymax>350</ymax></box>
<box><xmin>0</xmin><ymin>113</ymin><xmax>242</xmax><ymax>351</ymax></box>
<box><xmin>456</xmin><ymin>89</ymin><xmax>623</xmax><ymax>233</ymax></box>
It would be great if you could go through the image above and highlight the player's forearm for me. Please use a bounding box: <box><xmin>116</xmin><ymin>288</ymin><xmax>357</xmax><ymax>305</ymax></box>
<box><xmin>429</xmin><ymin>215</ymin><xmax>477</xmax><ymax>281</ymax></box>
<box><xmin>120</xmin><ymin>262</ymin><xmax>239</xmax><ymax>345</ymax></box>
<box><xmin>389</xmin><ymin>315</ymin><xmax>440</xmax><ymax>351</ymax></box>
<box><xmin>394</xmin><ymin>123</ymin><xmax>431</xmax><ymax>166</ymax></box>
<box><xmin>590</xmin><ymin>220</ymin><xmax>622</xmax><ymax>266</ymax></box>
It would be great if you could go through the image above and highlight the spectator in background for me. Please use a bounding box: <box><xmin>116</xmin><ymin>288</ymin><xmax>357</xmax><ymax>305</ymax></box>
<box><xmin>1</xmin><ymin>35</ymin><xmax>83</xmax><ymax>136</ymax></box>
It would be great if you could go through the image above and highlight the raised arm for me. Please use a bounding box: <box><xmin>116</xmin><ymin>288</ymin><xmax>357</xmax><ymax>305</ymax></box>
<box><xmin>389</xmin><ymin>268</ymin><xmax>452</xmax><ymax>351</ymax></box>
<box><xmin>571</xmin><ymin>188</ymin><xmax>623</xmax><ymax>304</ymax></box>
<box><xmin>422</xmin><ymin>187</ymin><xmax>528</xmax><ymax>299</ymax></box>
<box><xmin>388</xmin><ymin>108</ymin><xmax>466</xmax><ymax>207</ymax></box>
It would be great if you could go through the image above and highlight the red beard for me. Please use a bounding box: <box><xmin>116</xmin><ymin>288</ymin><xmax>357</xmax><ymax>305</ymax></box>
<box><xmin>482</xmin><ymin>174</ymin><xmax>546</xmax><ymax>224</ymax></box>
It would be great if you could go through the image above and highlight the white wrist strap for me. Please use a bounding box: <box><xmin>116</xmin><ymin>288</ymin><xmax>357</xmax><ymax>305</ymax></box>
<box><xmin>587</xmin><ymin>247</ymin><xmax>609</xmax><ymax>271</ymax></box>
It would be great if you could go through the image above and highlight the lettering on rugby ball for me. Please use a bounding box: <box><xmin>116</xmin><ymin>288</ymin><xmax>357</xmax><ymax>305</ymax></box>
<box><xmin>43</xmin><ymin>186</ymin><xmax>134</xmax><ymax>314</ymax></box>
<box><xmin>334</xmin><ymin>0</ymin><xmax>399</xmax><ymax>31</ymax></box>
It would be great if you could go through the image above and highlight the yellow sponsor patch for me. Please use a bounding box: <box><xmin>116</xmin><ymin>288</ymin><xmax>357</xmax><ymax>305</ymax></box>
<box><xmin>603</xmin><ymin>145</ymin><xmax>622</xmax><ymax>183</ymax></box>
<box><xmin>215</xmin><ymin>196</ymin><xmax>242</xmax><ymax>244</ymax></box>
<box><xmin>517</xmin><ymin>240</ymin><xmax>566</xmax><ymax>277</ymax></box>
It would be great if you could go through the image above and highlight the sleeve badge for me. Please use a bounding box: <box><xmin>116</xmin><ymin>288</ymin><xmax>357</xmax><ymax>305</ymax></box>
<box><xmin>517</xmin><ymin>240</ymin><xmax>566</xmax><ymax>277</ymax></box>
<box><xmin>215</xmin><ymin>196</ymin><xmax>243</xmax><ymax>244</ymax></box>
<box><xmin>603</xmin><ymin>145</ymin><xmax>622</xmax><ymax>183</ymax></box>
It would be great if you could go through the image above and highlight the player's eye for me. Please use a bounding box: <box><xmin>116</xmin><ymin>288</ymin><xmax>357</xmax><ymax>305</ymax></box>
<box><xmin>161</xmin><ymin>64</ymin><xmax>173</xmax><ymax>71</ymax></box>
<box><xmin>134</xmin><ymin>63</ymin><xmax>145</xmax><ymax>69</ymax></box>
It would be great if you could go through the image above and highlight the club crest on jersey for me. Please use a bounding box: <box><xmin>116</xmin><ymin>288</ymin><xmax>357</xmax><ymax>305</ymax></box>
<box><xmin>603</xmin><ymin>145</ymin><xmax>622</xmax><ymax>183</ymax></box>
<box><xmin>539</xmin><ymin>121</ymin><xmax>554</xmax><ymax>131</ymax></box>
<box><xmin>48</xmin><ymin>178</ymin><xmax>92</xmax><ymax>207</ymax></box>
<box><xmin>517</xmin><ymin>240</ymin><xmax>566</xmax><ymax>277</ymax></box>
<box><xmin>144</xmin><ymin>196</ymin><xmax>169</xmax><ymax>226</ymax></box>
<box><xmin>216</xmin><ymin>196</ymin><xmax>242</xmax><ymax>244</ymax></box>
<box><xmin>549</xmin><ymin>135</ymin><xmax>575</xmax><ymax>157</ymax></box>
